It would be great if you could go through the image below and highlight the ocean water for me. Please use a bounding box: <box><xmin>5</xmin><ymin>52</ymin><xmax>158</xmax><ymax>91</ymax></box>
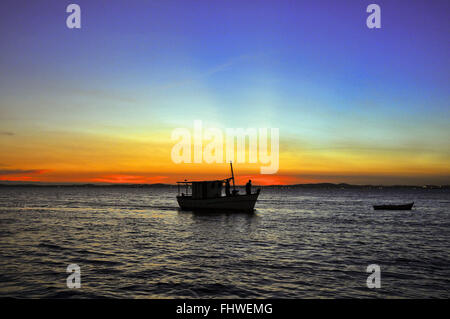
<box><xmin>0</xmin><ymin>186</ymin><xmax>449</xmax><ymax>298</ymax></box>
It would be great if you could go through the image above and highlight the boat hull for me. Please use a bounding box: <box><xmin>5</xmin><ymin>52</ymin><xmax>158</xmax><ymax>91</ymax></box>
<box><xmin>177</xmin><ymin>193</ymin><xmax>259</xmax><ymax>212</ymax></box>
<box><xmin>373</xmin><ymin>202</ymin><xmax>414</xmax><ymax>210</ymax></box>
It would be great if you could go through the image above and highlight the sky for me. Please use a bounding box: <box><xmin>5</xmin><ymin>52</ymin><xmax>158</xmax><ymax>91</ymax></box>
<box><xmin>0</xmin><ymin>0</ymin><xmax>449</xmax><ymax>185</ymax></box>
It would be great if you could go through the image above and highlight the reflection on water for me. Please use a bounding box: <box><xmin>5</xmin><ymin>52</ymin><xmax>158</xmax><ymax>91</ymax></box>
<box><xmin>0</xmin><ymin>186</ymin><xmax>449</xmax><ymax>298</ymax></box>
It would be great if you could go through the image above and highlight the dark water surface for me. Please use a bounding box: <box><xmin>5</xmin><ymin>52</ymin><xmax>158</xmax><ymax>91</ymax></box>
<box><xmin>0</xmin><ymin>186</ymin><xmax>449</xmax><ymax>298</ymax></box>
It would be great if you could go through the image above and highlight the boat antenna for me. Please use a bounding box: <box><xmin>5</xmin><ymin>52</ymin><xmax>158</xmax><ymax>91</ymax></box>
<box><xmin>230</xmin><ymin>161</ymin><xmax>236</xmax><ymax>191</ymax></box>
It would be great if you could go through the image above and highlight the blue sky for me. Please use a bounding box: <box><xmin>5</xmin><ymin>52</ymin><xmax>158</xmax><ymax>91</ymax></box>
<box><xmin>0</xmin><ymin>0</ymin><xmax>449</xmax><ymax>184</ymax></box>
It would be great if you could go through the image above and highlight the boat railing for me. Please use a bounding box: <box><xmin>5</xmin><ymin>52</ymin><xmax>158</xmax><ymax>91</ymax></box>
<box><xmin>176</xmin><ymin>180</ymin><xmax>261</xmax><ymax>197</ymax></box>
<box><xmin>176</xmin><ymin>178</ymin><xmax>234</xmax><ymax>197</ymax></box>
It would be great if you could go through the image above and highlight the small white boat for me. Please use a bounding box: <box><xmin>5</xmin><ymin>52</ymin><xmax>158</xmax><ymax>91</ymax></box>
<box><xmin>176</xmin><ymin>163</ymin><xmax>260</xmax><ymax>212</ymax></box>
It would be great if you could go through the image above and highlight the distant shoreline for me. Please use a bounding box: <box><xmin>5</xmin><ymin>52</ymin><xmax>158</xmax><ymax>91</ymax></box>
<box><xmin>0</xmin><ymin>182</ymin><xmax>448</xmax><ymax>189</ymax></box>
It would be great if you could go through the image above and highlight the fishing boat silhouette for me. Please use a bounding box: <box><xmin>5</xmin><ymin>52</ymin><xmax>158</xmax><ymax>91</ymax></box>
<box><xmin>176</xmin><ymin>163</ymin><xmax>260</xmax><ymax>212</ymax></box>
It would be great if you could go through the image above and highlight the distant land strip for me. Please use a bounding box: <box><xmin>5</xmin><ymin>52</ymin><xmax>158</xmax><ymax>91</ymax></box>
<box><xmin>0</xmin><ymin>182</ymin><xmax>448</xmax><ymax>189</ymax></box>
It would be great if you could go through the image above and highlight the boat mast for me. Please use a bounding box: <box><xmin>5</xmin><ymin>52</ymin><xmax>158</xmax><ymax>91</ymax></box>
<box><xmin>230</xmin><ymin>162</ymin><xmax>236</xmax><ymax>191</ymax></box>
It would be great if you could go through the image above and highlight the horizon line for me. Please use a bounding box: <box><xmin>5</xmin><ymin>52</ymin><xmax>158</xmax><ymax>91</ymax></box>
<box><xmin>0</xmin><ymin>181</ymin><xmax>448</xmax><ymax>188</ymax></box>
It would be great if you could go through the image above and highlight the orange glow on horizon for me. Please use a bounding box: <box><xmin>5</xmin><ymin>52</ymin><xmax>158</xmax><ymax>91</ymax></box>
<box><xmin>0</xmin><ymin>176</ymin><xmax>40</xmax><ymax>182</ymax></box>
<box><xmin>235</xmin><ymin>175</ymin><xmax>315</xmax><ymax>186</ymax></box>
<box><xmin>91</xmin><ymin>175</ymin><xmax>169</xmax><ymax>184</ymax></box>
<box><xmin>1</xmin><ymin>129</ymin><xmax>449</xmax><ymax>186</ymax></box>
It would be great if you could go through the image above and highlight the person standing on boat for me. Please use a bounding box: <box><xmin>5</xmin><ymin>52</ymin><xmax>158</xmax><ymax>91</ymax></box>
<box><xmin>246</xmin><ymin>180</ymin><xmax>252</xmax><ymax>195</ymax></box>
<box><xmin>225</xmin><ymin>179</ymin><xmax>231</xmax><ymax>196</ymax></box>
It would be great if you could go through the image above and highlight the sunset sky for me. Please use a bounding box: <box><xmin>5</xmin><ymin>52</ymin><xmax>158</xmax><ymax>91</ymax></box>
<box><xmin>1</xmin><ymin>0</ymin><xmax>449</xmax><ymax>185</ymax></box>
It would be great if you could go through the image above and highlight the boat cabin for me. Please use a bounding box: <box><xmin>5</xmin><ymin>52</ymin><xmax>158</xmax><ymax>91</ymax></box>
<box><xmin>177</xmin><ymin>180</ymin><xmax>225</xmax><ymax>199</ymax></box>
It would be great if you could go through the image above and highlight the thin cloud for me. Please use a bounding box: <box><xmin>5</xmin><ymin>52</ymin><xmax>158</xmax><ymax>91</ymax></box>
<box><xmin>0</xmin><ymin>169</ymin><xmax>49</xmax><ymax>175</ymax></box>
<box><xmin>155</xmin><ymin>53</ymin><xmax>268</xmax><ymax>90</ymax></box>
